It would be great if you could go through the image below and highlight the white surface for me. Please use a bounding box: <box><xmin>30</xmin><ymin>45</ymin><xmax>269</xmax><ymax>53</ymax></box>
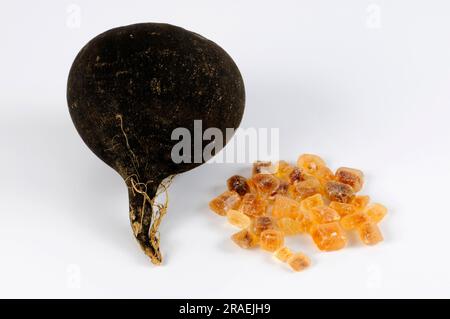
<box><xmin>1</xmin><ymin>0</ymin><xmax>450</xmax><ymax>298</ymax></box>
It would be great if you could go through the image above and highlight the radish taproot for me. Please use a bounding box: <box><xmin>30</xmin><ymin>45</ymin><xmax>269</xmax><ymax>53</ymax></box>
<box><xmin>67</xmin><ymin>23</ymin><xmax>245</xmax><ymax>264</ymax></box>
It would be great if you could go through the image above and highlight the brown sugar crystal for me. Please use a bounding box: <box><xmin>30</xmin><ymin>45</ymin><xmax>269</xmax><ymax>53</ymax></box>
<box><xmin>241</xmin><ymin>193</ymin><xmax>267</xmax><ymax>217</ymax></box>
<box><xmin>310</xmin><ymin>222</ymin><xmax>347</xmax><ymax>251</ymax></box>
<box><xmin>340</xmin><ymin>211</ymin><xmax>370</xmax><ymax>230</ymax></box>
<box><xmin>358</xmin><ymin>222</ymin><xmax>383</xmax><ymax>245</ymax></box>
<box><xmin>325</xmin><ymin>181</ymin><xmax>355</xmax><ymax>203</ymax></box>
<box><xmin>288</xmin><ymin>167</ymin><xmax>305</xmax><ymax>184</ymax></box>
<box><xmin>274</xmin><ymin>246</ymin><xmax>294</xmax><ymax>262</ymax></box>
<box><xmin>300</xmin><ymin>194</ymin><xmax>324</xmax><ymax>213</ymax></box>
<box><xmin>287</xmin><ymin>253</ymin><xmax>311</xmax><ymax>272</ymax></box>
<box><xmin>297</xmin><ymin>154</ymin><xmax>326</xmax><ymax>175</ymax></box>
<box><xmin>252</xmin><ymin>216</ymin><xmax>275</xmax><ymax>235</ymax></box>
<box><xmin>335</xmin><ymin>167</ymin><xmax>364</xmax><ymax>192</ymax></box>
<box><xmin>231</xmin><ymin>229</ymin><xmax>259</xmax><ymax>249</ymax></box>
<box><xmin>365</xmin><ymin>203</ymin><xmax>388</xmax><ymax>223</ymax></box>
<box><xmin>277</xmin><ymin>217</ymin><xmax>303</xmax><ymax>236</ymax></box>
<box><xmin>310</xmin><ymin>206</ymin><xmax>341</xmax><ymax>224</ymax></box>
<box><xmin>272</xmin><ymin>194</ymin><xmax>301</xmax><ymax>219</ymax></box>
<box><xmin>253</xmin><ymin>161</ymin><xmax>275</xmax><ymax>175</ymax></box>
<box><xmin>209</xmin><ymin>191</ymin><xmax>241</xmax><ymax>216</ymax></box>
<box><xmin>329</xmin><ymin>201</ymin><xmax>357</xmax><ymax>217</ymax></box>
<box><xmin>292</xmin><ymin>177</ymin><xmax>322</xmax><ymax>200</ymax></box>
<box><xmin>260</xmin><ymin>229</ymin><xmax>284</xmax><ymax>252</ymax></box>
<box><xmin>275</xmin><ymin>161</ymin><xmax>296</xmax><ymax>181</ymax></box>
<box><xmin>252</xmin><ymin>173</ymin><xmax>280</xmax><ymax>195</ymax></box>
<box><xmin>352</xmin><ymin>195</ymin><xmax>370</xmax><ymax>211</ymax></box>
<box><xmin>227</xmin><ymin>210</ymin><xmax>251</xmax><ymax>229</ymax></box>
<box><xmin>313</xmin><ymin>166</ymin><xmax>335</xmax><ymax>186</ymax></box>
<box><xmin>227</xmin><ymin>175</ymin><xmax>250</xmax><ymax>196</ymax></box>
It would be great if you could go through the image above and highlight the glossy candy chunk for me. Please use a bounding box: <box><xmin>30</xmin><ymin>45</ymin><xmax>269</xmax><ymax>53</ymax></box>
<box><xmin>252</xmin><ymin>216</ymin><xmax>275</xmax><ymax>235</ymax></box>
<box><xmin>272</xmin><ymin>195</ymin><xmax>301</xmax><ymax>219</ymax></box>
<box><xmin>313</xmin><ymin>166</ymin><xmax>335</xmax><ymax>186</ymax></box>
<box><xmin>277</xmin><ymin>217</ymin><xmax>303</xmax><ymax>236</ymax></box>
<box><xmin>329</xmin><ymin>201</ymin><xmax>357</xmax><ymax>217</ymax></box>
<box><xmin>227</xmin><ymin>175</ymin><xmax>250</xmax><ymax>196</ymax></box>
<box><xmin>274</xmin><ymin>246</ymin><xmax>293</xmax><ymax>262</ymax></box>
<box><xmin>310</xmin><ymin>206</ymin><xmax>341</xmax><ymax>224</ymax></box>
<box><xmin>365</xmin><ymin>203</ymin><xmax>387</xmax><ymax>223</ymax></box>
<box><xmin>310</xmin><ymin>222</ymin><xmax>347</xmax><ymax>251</ymax></box>
<box><xmin>297</xmin><ymin>154</ymin><xmax>326</xmax><ymax>174</ymax></box>
<box><xmin>325</xmin><ymin>181</ymin><xmax>355</xmax><ymax>203</ymax></box>
<box><xmin>252</xmin><ymin>173</ymin><xmax>281</xmax><ymax>195</ymax></box>
<box><xmin>209</xmin><ymin>191</ymin><xmax>241</xmax><ymax>216</ymax></box>
<box><xmin>287</xmin><ymin>253</ymin><xmax>311</xmax><ymax>272</ymax></box>
<box><xmin>296</xmin><ymin>212</ymin><xmax>314</xmax><ymax>233</ymax></box>
<box><xmin>260</xmin><ymin>229</ymin><xmax>284</xmax><ymax>252</ymax></box>
<box><xmin>340</xmin><ymin>211</ymin><xmax>369</xmax><ymax>230</ymax></box>
<box><xmin>231</xmin><ymin>229</ymin><xmax>259</xmax><ymax>249</ymax></box>
<box><xmin>289</xmin><ymin>167</ymin><xmax>305</xmax><ymax>184</ymax></box>
<box><xmin>358</xmin><ymin>222</ymin><xmax>383</xmax><ymax>245</ymax></box>
<box><xmin>336</xmin><ymin>167</ymin><xmax>364</xmax><ymax>192</ymax></box>
<box><xmin>253</xmin><ymin>161</ymin><xmax>276</xmax><ymax>175</ymax></box>
<box><xmin>275</xmin><ymin>161</ymin><xmax>295</xmax><ymax>181</ymax></box>
<box><xmin>352</xmin><ymin>195</ymin><xmax>370</xmax><ymax>211</ymax></box>
<box><xmin>241</xmin><ymin>193</ymin><xmax>267</xmax><ymax>217</ymax></box>
<box><xmin>272</xmin><ymin>181</ymin><xmax>289</xmax><ymax>196</ymax></box>
<box><xmin>300</xmin><ymin>194</ymin><xmax>324</xmax><ymax>213</ymax></box>
<box><xmin>227</xmin><ymin>210</ymin><xmax>251</xmax><ymax>229</ymax></box>
<box><xmin>292</xmin><ymin>177</ymin><xmax>322</xmax><ymax>200</ymax></box>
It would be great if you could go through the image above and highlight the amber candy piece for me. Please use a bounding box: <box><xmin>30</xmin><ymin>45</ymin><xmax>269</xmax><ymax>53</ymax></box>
<box><xmin>340</xmin><ymin>211</ymin><xmax>369</xmax><ymax>230</ymax></box>
<box><xmin>310</xmin><ymin>206</ymin><xmax>340</xmax><ymax>224</ymax></box>
<box><xmin>227</xmin><ymin>175</ymin><xmax>250</xmax><ymax>196</ymax></box>
<box><xmin>241</xmin><ymin>193</ymin><xmax>267</xmax><ymax>217</ymax></box>
<box><xmin>329</xmin><ymin>201</ymin><xmax>357</xmax><ymax>217</ymax></box>
<box><xmin>246</xmin><ymin>178</ymin><xmax>258</xmax><ymax>194</ymax></box>
<box><xmin>297</xmin><ymin>154</ymin><xmax>326</xmax><ymax>175</ymax></box>
<box><xmin>252</xmin><ymin>216</ymin><xmax>275</xmax><ymax>235</ymax></box>
<box><xmin>287</xmin><ymin>253</ymin><xmax>311</xmax><ymax>272</ymax></box>
<box><xmin>277</xmin><ymin>217</ymin><xmax>303</xmax><ymax>236</ymax></box>
<box><xmin>274</xmin><ymin>246</ymin><xmax>293</xmax><ymax>262</ymax></box>
<box><xmin>260</xmin><ymin>229</ymin><xmax>284</xmax><ymax>252</ymax></box>
<box><xmin>365</xmin><ymin>203</ymin><xmax>387</xmax><ymax>223</ymax></box>
<box><xmin>313</xmin><ymin>166</ymin><xmax>335</xmax><ymax>186</ymax></box>
<box><xmin>296</xmin><ymin>212</ymin><xmax>314</xmax><ymax>233</ymax></box>
<box><xmin>325</xmin><ymin>181</ymin><xmax>355</xmax><ymax>203</ymax></box>
<box><xmin>352</xmin><ymin>195</ymin><xmax>370</xmax><ymax>211</ymax></box>
<box><xmin>300</xmin><ymin>194</ymin><xmax>324</xmax><ymax>213</ymax></box>
<box><xmin>227</xmin><ymin>210</ymin><xmax>251</xmax><ymax>229</ymax></box>
<box><xmin>271</xmin><ymin>181</ymin><xmax>289</xmax><ymax>196</ymax></box>
<box><xmin>275</xmin><ymin>161</ymin><xmax>295</xmax><ymax>181</ymax></box>
<box><xmin>289</xmin><ymin>167</ymin><xmax>305</xmax><ymax>184</ymax></box>
<box><xmin>358</xmin><ymin>222</ymin><xmax>383</xmax><ymax>245</ymax></box>
<box><xmin>292</xmin><ymin>177</ymin><xmax>322</xmax><ymax>200</ymax></box>
<box><xmin>252</xmin><ymin>173</ymin><xmax>280</xmax><ymax>195</ymax></box>
<box><xmin>253</xmin><ymin>161</ymin><xmax>276</xmax><ymax>175</ymax></box>
<box><xmin>336</xmin><ymin>167</ymin><xmax>364</xmax><ymax>192</ymax></box>
<box><xmin>272</xmin><ymin>195</ymin><xmax>301</xmax><ymax>219</ymax></box>
<box><xmin>209</xmin><ymin>191</ymin><xmax>241</xmax><ymax>216</ymax></box>
<box><xmin>231</xmin><ymin>229</ymin><xmax>259</xmax><ymax>249</ymax></box>
<box><xmin>310</xmin><ymin>222</ymin><xmax>347</xmax><ymax>251</ymax></box>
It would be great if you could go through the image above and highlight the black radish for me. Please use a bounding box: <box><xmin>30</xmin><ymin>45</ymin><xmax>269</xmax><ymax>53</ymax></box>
<box><xmin>67</xmin><ymin>23</ymin><xmax>245</xmax><ymax>264</ymax></box>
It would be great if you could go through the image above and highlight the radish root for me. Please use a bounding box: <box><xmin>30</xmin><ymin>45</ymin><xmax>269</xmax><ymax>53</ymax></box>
<box><xmin>126</xmin><ymin>174</ymin><xmax>174</xmax><ymax>265</ymax></box>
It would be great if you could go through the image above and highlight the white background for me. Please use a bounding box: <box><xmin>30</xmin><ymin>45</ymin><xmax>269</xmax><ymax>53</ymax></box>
<box><xmin>0</xmin><ymin>0</ymin><xmax>449</xmax><ymax>298</ymax></box>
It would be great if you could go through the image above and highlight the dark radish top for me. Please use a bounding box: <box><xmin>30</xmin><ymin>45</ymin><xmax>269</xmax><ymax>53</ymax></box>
<box><xmin>67</xmin><ymin>23</ymin><xmax>245</xmax><ymax>185</ymax></box>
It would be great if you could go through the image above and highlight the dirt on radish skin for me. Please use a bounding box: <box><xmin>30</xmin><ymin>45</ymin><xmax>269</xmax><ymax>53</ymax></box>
<box><xmin>67</xmin><ymin>23</ymin><xmax>246</xmax><ymax>264</ymax></box>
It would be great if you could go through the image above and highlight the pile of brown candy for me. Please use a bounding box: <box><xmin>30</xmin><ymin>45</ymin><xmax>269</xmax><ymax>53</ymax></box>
<box><xmin>209</xmin><ymin>154</ymin><xmax>387</xmax><ymax>272</ymax></box>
